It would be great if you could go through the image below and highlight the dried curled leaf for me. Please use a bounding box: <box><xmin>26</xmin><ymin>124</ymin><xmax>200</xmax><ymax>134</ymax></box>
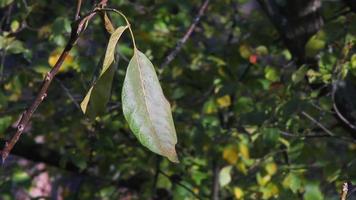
<box><xmin>81</xmin><ymin>26</ymin><xmax>127</xmax><ymax>118</ymax></box>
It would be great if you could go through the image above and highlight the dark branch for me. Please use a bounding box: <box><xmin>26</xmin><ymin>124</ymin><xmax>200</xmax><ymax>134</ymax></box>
<box><xmin>160</xmin><ymin>0</ymin><xmax>210</xmax><ymax>69</ymax></box>
<box><xmin>256</xmin><ymin>0</ymin><xmax>324</xmax><ymax>64</ymax></box>
<box><xmin>0</xmin><ymin>6</ymin><xmax>101</xmax><ymax>164</ymax></box>
<box><xmin>0</xmin><ymin>137</ymin><xmax>147</xmax><ymax>191</ymax></box>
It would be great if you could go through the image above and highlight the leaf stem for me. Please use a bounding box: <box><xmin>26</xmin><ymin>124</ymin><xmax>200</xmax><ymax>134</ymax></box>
<box><xmin>99</xmin><ymin>8</ymin><xmax>137</xmax><ymax>50</ymax></box>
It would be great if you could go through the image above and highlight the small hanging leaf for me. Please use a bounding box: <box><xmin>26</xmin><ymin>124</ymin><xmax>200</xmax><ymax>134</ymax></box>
<box><xmin>217</xmin><ymin>95</ymin><xmax>231</xmax><ymax>108</ymax></box>
<box><xmin>100</xmin><ymin>11</ymin><xmax>115</xmax><ymax>34</ymax></box>
<box><xmin>233</xmin><ymin>187</ymin><xmax>244</xmax><ymax>199</ymax></box>
<box><xmin>282</xmin><ymin>173</ymin><xmax>302</xmax><ymax>193</ymax></box>
<box><xmin>219</xmin><ymin>166</ymin><xmax>232</xmax><ymax>187</ymax></box>
<box><xmin>222</xmin><ymin>146</ymin><xmax>238</xmax><ymax>164</ymax></box>
<box><xmin>81</xmin><ymin>26</ymin><xmax>128</xmax><ymax>118</ymax></box>
<box><xmin>292</xmin><ymin>65</ymin><xmax>308</xmax><ymax>83</ymax></box>
<box><xmin>122</xmin><ymin>49</ymin><xmax>178</xmax><ymax>162</ymax></box>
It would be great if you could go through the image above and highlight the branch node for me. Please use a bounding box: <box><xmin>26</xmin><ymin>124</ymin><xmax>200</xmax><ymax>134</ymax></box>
<box><xmin>45</xmin><ymin>72</ymin><xmax>51</xmax><ymax>81</ymax></box>
<box><xmin>41</xmin><ymin>93</ymin><xmax>47</xmax><ymax>101</ymax></box>
<box><xmin>343</xmin><ymin>182</ymin><xmax>348</xmax><ymax>192</ymax></box>
<box><xmin>17</xmin><ymin>125</ymin><xmax>24</xmax><ymax>132</ymax></box>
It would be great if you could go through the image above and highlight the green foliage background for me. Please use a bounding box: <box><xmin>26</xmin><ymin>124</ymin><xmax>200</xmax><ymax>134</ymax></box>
<box><xmin>0</xmin><ymin>0</ymin><xmax>355</xmax><ymax>199</ymax></box>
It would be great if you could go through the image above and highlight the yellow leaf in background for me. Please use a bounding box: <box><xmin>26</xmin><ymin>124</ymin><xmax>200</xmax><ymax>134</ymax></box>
<box><xmin>236</xmin><ymin>162</ymin><xmax>248</xmax><ymax>175</ymax></box>
<box><xmin>256</xmin><ymin>45</ymin><xmax>268</xmax><ymax>56</ymax></box>
<box><xmin>10</xmin><ymin>20</ymin><xmax>20</xmax><ymax>32</ymax></box>
<box><xmin>270</xmin><ymin>183</ymin><xmax>279</xmax><ymax>196</ymax></box>
<box><xmin>278</xmin><ymin>138</ymin><xmax>290</xmax><ymax>148</ymax></box>
<box><xmin>234</xmin><ymin>187</ymin><xmax>244</xmax><ymax>199</ymax></box>
<box><xmin>172</xmin><ymin>66</ymin><xmax>183</xmax><ymax>78</ymax></box>
<box><xmin>239</xmin><ymin>44</ymin><xmax>252</xmax><ymax>59</ymax></box>
<box><xmin>193</xmin><ymin>188</ymin><xmax>199</xmax><ymax>194</ymax></box>
<box><xmin>262</xmin><ymin>183</ymin><xmax>279</xmax><ymax>199</ymax></box>
<box><xmin>239</xmin><ymin>143</ymin><xmax>250</xmax><ymax>160</ymax></box>
<box><xmin>203</xmin><ymin>98</ymin><xmax>218</xmax><ymax>114</ymax></box>
<box><xmin>223</xmin><ymin>146</ymin><xmax>238</xmax><ymax>164</ymax></box>
<box><xmin>218</xmin><ymin>67</ymin><xmax>228</xmax><ymax>78</ymax></box>
<box><xmin>257</xmin><ymin>173</ymin><xmax>271</xmax><ymax>186</ymax></box>
<box><xmin>351</xmin><ymin>54</ymin><xmax>356</xmax><ymax>69</ymax></box>
<box><xmin>38</xmin><ymin>25</ymin><xmax>52</xmax><ymax>38</ymax></box>
<box><xmin>265</xmin><ymin>162</ymin><xmax>278</xmax><ymax>176</ymax></box>
<box><xmin>4</xmin><ymin>76</ymin><xmax>21</xmax><ymax>101</ymax></box>
<box><xmin>217</xmin><ymin>95</ymin><xmax>231</xmax><ymax>108</ymax></box>
<box><xmin>349</xmin><ymin>143</ymin><xmax>356</xmax><ymax>150</ymax></box>
<box><xmin>48</xmin><ymin>49</ymin><xmax>74</xmax><ymax>73</ymax></box>
<box><xmin>244</xmin><ymin>126</ymin><xmax>257</xmax><ymax>134</ymax></box>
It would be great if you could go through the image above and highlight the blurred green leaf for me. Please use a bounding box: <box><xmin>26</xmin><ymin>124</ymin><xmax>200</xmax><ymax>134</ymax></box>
<box><xmin>305</xmin><ymin>31</ymin><xmax>326</xmax><ymax>57</ymax></box>
<box><xmin>304</xmin><ymin>182</ymin><xmax>323</xmax><ymax>200</ymax></box>
<box><xmin>265</xmin><ymin>66</ymin><xmax>280</xmax><ymax>82</ymax></box>
<box><xmin>0</xmin><ymin>116</ymin><xmax>12</xmax><ymax>136</ymax></box>
<box><xmin>283</xmin><ymin>173</ymin><xmax>302</xmax><ymax>193</ymax></box>
<box><xmin>292</xmin><ymin>65</ymin><xmax>308</xmax><ymax>84</ymax></box>
<box><xmin>12</xmin><ymin>170</ymin><xmax>29</xmax><ymax>183</ymax></box>
<box><xmin>262</xmin><ymin>128</ymin><xmax>280</xmax><ymax>146</ymax></box>
<box><xmin>0</xmin><ymin>0</ymin><xmax>13</xmax><ymax>8</ymax></box>
<box><xmin>219</xmin><ymin>166</ymin><xmax>232</xmax><ymax>187</ymax></box>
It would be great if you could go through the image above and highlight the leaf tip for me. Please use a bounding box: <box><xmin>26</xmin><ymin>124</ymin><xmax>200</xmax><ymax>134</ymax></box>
<box><xmin>80</xmin><ymin>101</ymin><xmax>87</xmax><ymax>114</ymax></box>
<box><xmin>166</xmin><ymin>148</ymin><xmax>179</xmax><ymax>163</ymax></box>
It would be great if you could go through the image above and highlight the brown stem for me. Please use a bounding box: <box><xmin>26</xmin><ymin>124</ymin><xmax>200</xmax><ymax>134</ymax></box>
<box><xmin>301</xmin><ymin>111</ymin><xmax>335</xmax><ymax>136</ymax></box>
<box><xmin>0</xmin><ymin>7</ymin><xmax>100</xmax><ymax>164</ymax></box>
<box><xmin>211</xmin><ymin>161</ymin><xmax>219</xmax><ymax>200</ymax></box>
<box><xmin>75</xmin><ymin>0</ymin><xmax>83</xmax><ymax>20</ymax></box>
<box><xmin>1</xmin><ymin>47</ymin><xmax>69</xmax><ymax>163</ymax></box>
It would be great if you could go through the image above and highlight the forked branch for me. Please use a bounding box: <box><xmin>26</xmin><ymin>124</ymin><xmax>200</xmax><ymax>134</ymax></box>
<box><xmin>0</xmin><ymin>3</ymin><xmax>104</xmax><ymax>164</ymax></box>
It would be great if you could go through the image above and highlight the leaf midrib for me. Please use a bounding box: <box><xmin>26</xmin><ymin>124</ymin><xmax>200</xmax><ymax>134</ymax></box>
<box><xmin>133</xmin><ymin>49</ymin><xmax>161</xmax><ymax>146</ymax></box>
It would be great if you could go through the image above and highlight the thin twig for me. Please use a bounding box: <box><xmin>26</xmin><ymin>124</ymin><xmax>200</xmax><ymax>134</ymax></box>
<box><xmin>160</xmin><ymin>0</ymin><xmax>210</xmax><ymax>69</ymax></box>
<box><xmin>248</xmin><ymin>149</ymin><xmax>286</xmax><ymax>173</ymax></box>
<box><xmin>158</xmin><ymin>170</ymin><xmax>203</xmax><ymax>200</ymax></box>
<box><xmin>280</xmin><ymin>130</ymin><xmax>355</xmax><ymax>144</ymax></box>
<box><xmin>0</xmin><ymin>6</ymin><xmax>100</xmax><ymax>164</ymax></box>
<box><xmin>151</xmin><ymin>156</ymin><xmax>161</xmax><ymax>195</ymax></box>
<box><xmin>211</xmin><ymin>161</ymin><xmax>219</xmax><ymax>200</ymax></box>
<box><xmin>301</xmin><ymin>111</ymin><xmax>335</xmax><ymax>136</ymax></box>
<box><xmin>75</xmin><ymin>0</ymin><xmax>83</xmax><ymax>20</ymax></box>
<box><xmin>0</xmin><ymin>49</ymin><xmax>7</xmax><ymax>82</ymax></box>
<box><xmin>55</xmin><ymin>78</ymin><xmax>81</xmax><ymax>110</ymax></box>
<box><xmin>332</xmin><ymin>83</ymin><xmax>356</xmax><ymax>131</ymax></box>
<box><xmin>326</xmin><ymin>8</ymin><xmax>351</xmax><ymax>22</ymax></box>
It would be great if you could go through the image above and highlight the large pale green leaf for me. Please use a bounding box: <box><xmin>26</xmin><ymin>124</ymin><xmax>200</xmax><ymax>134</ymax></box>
<box><xmin>81</xmin><ymin>26</ymin><xmax>127</xmax><ymax>118</ymax></box>
<box><xmin>122</xmin><ymin>49</ymin><xmax>178</xmax><ymax>162</ymax></box>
